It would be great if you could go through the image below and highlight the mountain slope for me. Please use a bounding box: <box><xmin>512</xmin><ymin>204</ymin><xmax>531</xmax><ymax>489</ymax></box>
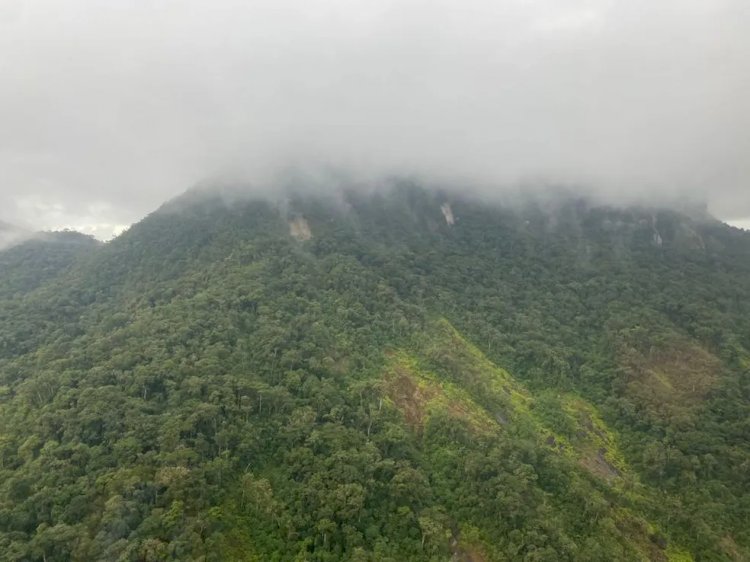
<box><xmin>0</xmin><ymin>231</ymin><xmax>99</xmax><ymax>298</ymax></box>
<box><xmin>0</xmin><ymin>185</ymin><xmax>748</xmax><ymax>561</ymax></box>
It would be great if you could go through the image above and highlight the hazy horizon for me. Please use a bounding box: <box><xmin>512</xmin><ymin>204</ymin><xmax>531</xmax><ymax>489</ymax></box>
<box><xmin>3</xmin><ymin>174</ymin><xmax>750</xmax><ymax>243</ymax></box>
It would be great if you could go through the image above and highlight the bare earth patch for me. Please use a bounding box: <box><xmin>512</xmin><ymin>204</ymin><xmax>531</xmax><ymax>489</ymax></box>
<box><xmin>382</xmin><ymin>357</ymin><xmax>496</xmax><ymax>434</ymax></box>
<box><xmin>579</xmin><ymin>449</ymin><xmax>621</xmax><ymax>483</ymax></box>
<box><xmin>623</xmin><ymin>339</ymin><xmax>722</xmax><ymax>419</ymax></box>
<box><xmin>385</xmin><ymin>367</ymin><xmax>439</xmax><ymax>430</ymax></box>
<box><xmin>450</xmin><ymin>540</ymin><xmax>487</xmax><ymax>562</ymax></box>
<box><xmin>289</xmin><ymin>217</ymin><xmax>312</xmax><ymax>241</ymax></box>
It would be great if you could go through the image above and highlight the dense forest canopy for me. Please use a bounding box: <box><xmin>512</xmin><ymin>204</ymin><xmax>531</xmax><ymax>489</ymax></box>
<box><xmin>0</xmin><ymin>184</ymin><xmax>748</xmax><ymax>561</ymax></box>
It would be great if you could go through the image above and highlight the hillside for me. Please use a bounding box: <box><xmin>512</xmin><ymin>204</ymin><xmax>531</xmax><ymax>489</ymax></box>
<box><xmin>0</xmin><ymin>231</ymin><xmax>100</xmax><ymax>300</ymax></box>
<box><xmin>0</xmin><ymin>184</ymin><xmax>749</xmax><ymax>561</ymax></box>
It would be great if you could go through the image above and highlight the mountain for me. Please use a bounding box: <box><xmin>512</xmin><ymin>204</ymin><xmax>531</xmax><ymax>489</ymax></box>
<box><xmin>0</xmin><ymin>184</ymin><xmax>748</xmax><ymax>561</ymax></box>
<box><xmin>0</xmin><ymin>231</ymin><xmax>100</xmax><ymax>300</ymax></box>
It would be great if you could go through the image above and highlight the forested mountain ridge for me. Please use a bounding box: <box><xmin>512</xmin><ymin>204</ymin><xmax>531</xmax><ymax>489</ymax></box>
<box><xmin>0</xmin><ymin>184</ymin><xmax>748</xmax><ymax>561</ymax></box>
<box><xmin>0</xmin><ymin>231</ymin><xmax>99</xmax><ymax>299</ymax></box>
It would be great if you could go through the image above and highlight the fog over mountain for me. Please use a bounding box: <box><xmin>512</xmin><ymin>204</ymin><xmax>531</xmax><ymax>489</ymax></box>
<box><xmin>0</xmin><ymin>220</ymin><xmax>29</xmax><ymax>250</ymax></box>
<box><xmin>1</xmin><ymin>0</ymin><xmax>748</xmax><ymax>236</ymax></box>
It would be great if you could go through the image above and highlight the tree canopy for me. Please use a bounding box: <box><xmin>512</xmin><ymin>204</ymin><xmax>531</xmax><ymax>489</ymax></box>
<box><xmin>0</xmin><ymin>185</ymin><xmax>748</xmax><ymax>560</ymax></box>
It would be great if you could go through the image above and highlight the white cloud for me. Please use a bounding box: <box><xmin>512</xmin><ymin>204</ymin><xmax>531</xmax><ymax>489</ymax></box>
<box><xmin>725</xmin><ymin>218</ymin><xmax>750</xmax><ymax>231</ymax></box>
<box><xmin>8</xmin><ymin>195</ymin><xmax>128</xmax><ymax>239</ymax></box>
<box><xmin>0</xmin><ymin>0</ymin><xmax>747</xmax><ymax>230</ymax></box>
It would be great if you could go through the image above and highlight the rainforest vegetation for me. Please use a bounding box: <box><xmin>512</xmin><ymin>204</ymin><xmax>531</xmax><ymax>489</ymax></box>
<box><xmin>0</xmin><ymin>184</ymin><xmax>748</xmax><ymax>561</ymax></box>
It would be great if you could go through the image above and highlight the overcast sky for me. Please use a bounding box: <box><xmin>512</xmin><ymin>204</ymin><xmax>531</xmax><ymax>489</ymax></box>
<box><xmin>1</xmin><ymin>0</ymin><xmax>748</xmax><ymax>238</ymax></box>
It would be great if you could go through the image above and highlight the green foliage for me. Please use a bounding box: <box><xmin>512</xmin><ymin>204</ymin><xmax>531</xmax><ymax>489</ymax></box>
<box><xmin>0</xmin><ymin>185</ymin><xmax>748</xmax><ymax>560</ymax></box>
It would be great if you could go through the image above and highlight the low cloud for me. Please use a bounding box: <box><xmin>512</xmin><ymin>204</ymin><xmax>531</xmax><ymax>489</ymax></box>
<box><xmin>1</xmin><ymin>0</ymin><xmax>748</xmax><ymax>236</ymax></box>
